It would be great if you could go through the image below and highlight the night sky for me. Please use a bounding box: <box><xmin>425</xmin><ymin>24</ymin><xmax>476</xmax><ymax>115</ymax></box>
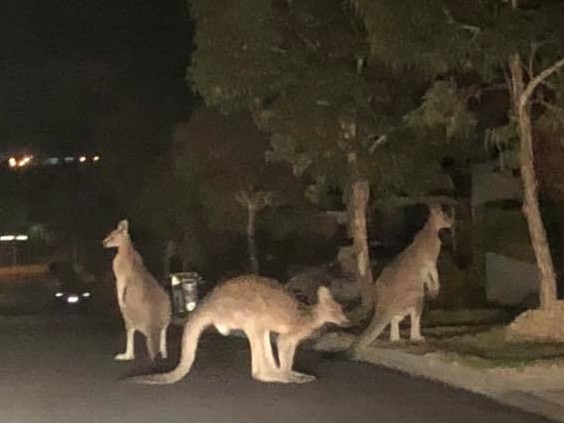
<box><xmin>0</xmin><ymin>0</ymin><xmax>193</xmax><ymax>155</ymax></box>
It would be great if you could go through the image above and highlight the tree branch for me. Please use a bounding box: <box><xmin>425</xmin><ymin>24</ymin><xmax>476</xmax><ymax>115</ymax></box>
<box><xmin>519</xmin><ymin>57</ymin><xmax>564</xmax><ymax>113</ymax></box>
<box><xmin>368</xmin><ymin>135</ymin><xmax>387</xmax><ymax>154</ymax></box>
<box><xmin>443</xmin><ymin>9</ymin><xmax>481</xmax><ymax>36</ymax></box>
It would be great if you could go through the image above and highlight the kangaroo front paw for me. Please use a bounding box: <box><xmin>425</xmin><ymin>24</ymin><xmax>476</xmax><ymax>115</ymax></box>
<box><xmin>115</xmin><ymin>353</ymin><xmax>135</xmax><ymax>361</ymax></box>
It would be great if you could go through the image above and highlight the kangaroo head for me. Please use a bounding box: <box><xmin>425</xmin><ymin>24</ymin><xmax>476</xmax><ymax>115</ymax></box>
<box><xmin>102</xmin><ymin>220</ymin><xmax>130</xmax><ymax>249</ymax></box>
<box><xmin>428</xmin><ymin>204</ymin><xmax>453</xmax><ymax>231</ymax></box>
<box><xmin>314</xmin><ymin>286</ymin><xmax>349</xmax><ymax>327</ymax></box>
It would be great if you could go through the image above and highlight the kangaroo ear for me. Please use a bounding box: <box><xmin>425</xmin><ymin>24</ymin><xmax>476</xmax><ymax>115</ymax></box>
<box><xmin>118</xmin><ymin>220</ymin><xmax>129</xmax><ymax>232</ymax></box>
<box><xmin>428</xmin><ymin>203</ymin><xmax>441</xmax><ymax>213</ymax></box>
<box><xmin>317</xmin><ymin>286</ymin><xmax>333</xmax><ymax>303</ymax></box>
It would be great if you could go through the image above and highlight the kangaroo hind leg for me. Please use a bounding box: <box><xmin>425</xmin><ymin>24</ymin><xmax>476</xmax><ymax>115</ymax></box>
<box><xmin>159</xmin><ymin>327</ymin><xmax>168</xmax><ymax>359</ymax></box>
<box><xmin>115</xmin><ymin>327</ymin><xmax>136</xmax><ymax>361</ymax></box>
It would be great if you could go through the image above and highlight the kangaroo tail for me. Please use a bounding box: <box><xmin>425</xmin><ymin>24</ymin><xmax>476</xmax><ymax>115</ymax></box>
<box><xmin>130</xmin><ymin>307</ymin><xmax>211</xmax><ymax>384</ymax></box>
<box><xmin>348</xmin><ymin>311</ymin><xmax>389</xmax><ymax>354</ymax></box>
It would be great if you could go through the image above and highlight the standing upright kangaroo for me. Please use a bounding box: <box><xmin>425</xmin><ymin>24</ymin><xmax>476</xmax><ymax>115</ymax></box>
<box><xmin>350</xmin><ymin>204</ymin><xmax>452</xmax><ymax>352</ymax></box>
<box><xmin>103</xmin><ymin>220</ymin><xmax>171</xmax><ymax>361</ymax></box>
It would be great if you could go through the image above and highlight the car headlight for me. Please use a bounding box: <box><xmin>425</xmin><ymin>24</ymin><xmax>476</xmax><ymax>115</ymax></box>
<box><xmin>82</xmin><ymin>292</ymin><xmax>91</xmax><ymax>298</ymax></box>
<box><xmin>55</xmin><ymin>292</ymin><xmax>64</xmax><ymax>298</ymax></box>
<box><xmin>66</xmin><ymin>295</ymin><xmax>79</xmax><ymax>304</ymax></box>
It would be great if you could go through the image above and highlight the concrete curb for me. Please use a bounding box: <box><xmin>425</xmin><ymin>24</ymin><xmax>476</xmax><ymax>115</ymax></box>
<box><xmin>313</xmin><ymin>333</ymin><xmax>564</xmax><ymax>422</ymax></box>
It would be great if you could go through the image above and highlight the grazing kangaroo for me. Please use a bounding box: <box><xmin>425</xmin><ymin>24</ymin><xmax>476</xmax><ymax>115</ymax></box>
<box><xmin>103</xmin><ymin>220</ymin><xmax>171</xmax><ymax>361</ymax></box>
<box><xmin>130</xmin><ymin>274</ymin><xmax>349</xmax><ymax>384</ymax></box>
<box><xmin>350</xmin><ymin>204</ymin><xmax>452</xmax><ymax>352</ymax></box>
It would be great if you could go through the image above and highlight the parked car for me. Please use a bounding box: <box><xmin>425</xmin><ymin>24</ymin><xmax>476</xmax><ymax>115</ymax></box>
<box><xmin>53</xmin><ymin>282</ymin><xmax>92</xmax><ymax>307</ymax></box>
<box><xmin>49</xmin><ymin>261</ymin><xmax>93</xmax><ymax>308</ymax></box>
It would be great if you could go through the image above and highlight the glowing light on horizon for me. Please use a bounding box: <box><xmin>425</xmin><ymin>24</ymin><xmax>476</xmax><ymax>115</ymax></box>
<box><xmin>0</xmin><ymin>234</ymin><xmax>29</xmax><ymax>241</ymax></box>
<box><xmin>22</xmin><ymin>156</ymin><xmax>31</xmax><ymax>165</ymax></box>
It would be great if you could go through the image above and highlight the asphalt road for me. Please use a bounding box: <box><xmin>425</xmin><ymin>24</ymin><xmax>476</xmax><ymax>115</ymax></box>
<box><xmin>0</xmin><ymin>314</ymin><xmax>555</xmax><ymax>423</ymax></box>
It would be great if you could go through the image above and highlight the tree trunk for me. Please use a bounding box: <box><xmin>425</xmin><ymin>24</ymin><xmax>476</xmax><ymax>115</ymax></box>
<box><xmin>509</xmin><ymin>53</ymin><xmax>558</xmax><ymax>309</ymax></box>
<box><xmin>246</xmin><ymin>202</ymin><xmax>259</xmax><ymax>274</ymax></box>
<box><xmin>350</xmin><ymin>178</ymin><xmax>374</xmax><ymax>308</ymax></box>
<box><xmin>346</xmin><ymin>149</ymin><xmax>374</xmax><ymax>309</ymax></box>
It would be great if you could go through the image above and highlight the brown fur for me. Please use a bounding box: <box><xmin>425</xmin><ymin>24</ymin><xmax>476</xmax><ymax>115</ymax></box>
<box><xmin>103</xmin><ymin>220</ymin><xmax>171</xmax><ymax>361</ymax></box>
<box><xmin>131</xmin><ymin>274</ymin><xmax>349</xmax><ymax>384</ymax></box>
<box><xmin>351</xmin><ymin>204</ymin><xmax>452</xmax><ymax>351</ymax></box>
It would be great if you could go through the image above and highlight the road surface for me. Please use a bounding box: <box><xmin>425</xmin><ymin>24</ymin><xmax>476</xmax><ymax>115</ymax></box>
<box><xmin>0</xmin><ymin>314</ymin><xmax>555</xmax><ymax>423</ymax></box>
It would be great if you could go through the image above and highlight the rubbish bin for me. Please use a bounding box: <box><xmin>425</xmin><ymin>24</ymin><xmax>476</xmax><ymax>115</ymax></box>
<box><xmin>170</xmin><ymin>272</ymin><xmax>204</xmax><ymax>318</ymax></box>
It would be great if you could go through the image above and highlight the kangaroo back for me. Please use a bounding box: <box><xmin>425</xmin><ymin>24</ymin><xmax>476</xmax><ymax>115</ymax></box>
<box><xmin>131</xmin><ymin>306</ymin><xmax>212</xmax><ymax>384</ymax></box>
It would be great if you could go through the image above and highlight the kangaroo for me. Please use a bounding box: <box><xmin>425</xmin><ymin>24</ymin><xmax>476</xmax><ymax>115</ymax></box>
<box><xmin>130</xmin><ymin>274</ymin><xmax>349</xmax><ymax>384</ymax></box>
<box><xmin>350</xmin><ymin>204</ymin><xmax>452</xmax><ymax>352</ymax></box>
<box><xmin>102</xmin><ymin>220</ymin><xmax>171</xmax><ymax>361</ymax></box>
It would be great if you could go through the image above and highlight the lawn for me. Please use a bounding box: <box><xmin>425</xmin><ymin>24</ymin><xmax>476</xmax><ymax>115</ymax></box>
<box><xmin>317</xmin><ymin>307</ymin><xmax>564</xmax><ymax>369</ymax></box>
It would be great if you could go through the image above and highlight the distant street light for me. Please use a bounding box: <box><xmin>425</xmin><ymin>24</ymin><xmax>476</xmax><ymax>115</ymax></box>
<box><xmin>7</xmin><ymin>155</ymin><xmax>33</xmax><ymax>169</ymax></box>
<box><xmin>18</xmin><ymin>156</ymin><xmax>32</xmax><ymax>167</ymax></box>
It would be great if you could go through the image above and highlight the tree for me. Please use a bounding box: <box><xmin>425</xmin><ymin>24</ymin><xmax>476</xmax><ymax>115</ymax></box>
<box><xmin>470</xmin><ymin>1</ymin><xmax>564</xmax><ymax>310</ymax></box>
<box><xmin>131</xmin><ymin>153</ymin><xmax>207</xmax><ymax>276</ymax></box>
<box><xmin>507</xmin><ymin>52</ymin><xmax>564</xmax><ymax>309</ymax></box>
<box><xmin>174</xmin><ymin>108</ymin><xmax>302</xmax><ymax>274</ymax></box>
<box><xmin>349</xmin><ymin>0</ymin><xmax>564</xmax><ymax>309</ymax></box>
<box><xmin>188</xmin><ymin>0</ymin><xmax>452</xmax><ymax>310</ymax></box>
